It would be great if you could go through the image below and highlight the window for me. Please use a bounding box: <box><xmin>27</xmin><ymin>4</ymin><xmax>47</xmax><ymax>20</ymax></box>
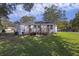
<box><xmin>47</xmin><ymin>25</ymin><xmax>49</xmax><ymax>27</ymax></box>
<box><xmin>50</xmin><ymin>25</ymin><xmax>53</xmax><ymax>29</ymax></box>
<box><xmin>38</xmin><ymin>25</ymin><xmax>41</xmax><ymax>28</ymax></box>
<box><xmin>34</xmin><ymin>25</ymin><xmax>36</xmax><ymax>28</ymax></box>
<box><xmin>29</xmin><ymin>25</ymin><xmax>31</xmax><ymax>27</ymax></box>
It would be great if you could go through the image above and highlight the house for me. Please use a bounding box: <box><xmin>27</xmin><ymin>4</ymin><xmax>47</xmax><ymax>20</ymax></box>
<box><xmin>0</xmin><ymin>17</ymin><xmax>16</xmax><ymax>33</ymax></box>
<box><xmin>5</xmin><ymin>27</ymin><xmax>16</xmax><ymax>33</ymax></box>
<box><xmin>15</xmin><ymin>21</ymin><xmax>57</xmax><ymax>35</ymax></box>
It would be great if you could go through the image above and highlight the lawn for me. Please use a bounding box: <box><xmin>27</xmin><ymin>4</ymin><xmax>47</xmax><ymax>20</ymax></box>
<box><xmin>57</xmin><ymin>32</ymin><xmax>79</xmax><ymax>43</ymax></box>
<box><xmin>0</xmin><ymin>32</ymin><xmax>79</xmax><ymax>56</ymax></box>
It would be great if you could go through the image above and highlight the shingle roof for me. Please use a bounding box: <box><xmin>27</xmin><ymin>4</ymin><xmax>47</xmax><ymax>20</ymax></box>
<box><xmin>17</xmin><ymin>21</ymin><xmax>54</xmax><ymax>25</ymax></box>
<box><xmin>35</xmin><ymin>21</ymin><xmax>54</xmax><ymax>24</ymax></box>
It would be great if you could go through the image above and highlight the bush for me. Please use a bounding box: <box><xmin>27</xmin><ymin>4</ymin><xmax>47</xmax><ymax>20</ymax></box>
<box><xmin>2</xmin><ymin>29</ymin><xmax>5</xmax><ymax>33</ymax></box>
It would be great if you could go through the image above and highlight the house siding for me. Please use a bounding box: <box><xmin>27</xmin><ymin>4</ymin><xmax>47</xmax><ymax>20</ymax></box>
<box><xmin>16</xmin><ymin>21</ymin><xmax>57</xmax><ymax>35</ymax></box>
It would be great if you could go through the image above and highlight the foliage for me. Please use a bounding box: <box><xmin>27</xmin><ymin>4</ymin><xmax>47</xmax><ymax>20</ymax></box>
<box><xmin>0</xmin><ymin>3</ymin><xmax>34</xmax><ymax>17</ymax></box>
<box><xmin>23</xmin><ymin>3</ymin><xmax>34</xmax><ymax>12</ymax></box>
<box><xmin>0</xmin><ymin>17</ymin><xmax>15</xmax><ymax>30</ymax></box>
<box><xmin>43</xmin><ymin>4</ymin><xmax>68</xmax><ymax>32</ymax></box>
<box><xmin>0</xmin><ymin>3</ymin><xmax>34</xmax><ymax>29</ymax></box>
<box><xmin>57</xmin><ymin>20</ymin><xmax>71</xmax><ymax>31</ymax></box>
<box><xmin>0</xmin><ymin>3</ymin><xmax>17</xmax><ymax>18</ymax></box>
<box><xmin>70</xmin><ymin>12</ymin><xmax>79</xmax><ymax>32</ymax></box>
<box><xmin>44</xmin><ymin>5</ymin><xmax>64</xmax><ymax>24</ymax></box>
<box><xmin>20</xmin><ymin>16</ymin><xmax>35</xmax><ymax>23</ymax></box>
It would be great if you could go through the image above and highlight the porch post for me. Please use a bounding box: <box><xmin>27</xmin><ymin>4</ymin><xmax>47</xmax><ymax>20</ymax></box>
<box><xmin>53</xmin><ymin>24</ymin><xmax>57</xmax><ymax>33</ymax></box>
<box><xmin>29</xmin><ymin>25</ymin><xmax>31</xmax><ymax>34</ymax></box>
<box><xmin>36</xmin><ymin>25</ymin><xmax>38</xmax><ymax>34</ymax></box>
<box><xmin>47</xmin><ymin>25</ymin><xmax>49</xmax><ymax>33</ymax></box>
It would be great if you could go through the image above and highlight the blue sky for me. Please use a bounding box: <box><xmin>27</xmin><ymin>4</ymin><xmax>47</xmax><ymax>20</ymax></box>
<box><xmin>8</xmin><ymin>3</ymin><xmax>79</xmax><ymax>22</ymax></box>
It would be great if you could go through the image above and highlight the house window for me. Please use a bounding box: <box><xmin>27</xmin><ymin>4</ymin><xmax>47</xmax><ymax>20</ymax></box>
<box><xmin>47</xmin><ymin>25</ymin><xmax>49</xmax><ymax>27</ymax></box>
<box><xmin>38</xmin><ymin>25</ymin><xmax>41</xmax><ymax>28</ymax></box>
<box><xmin>29</xmin><ymin>25</ymin><xmax>31</xmax><ymax>27</ymax></box>
<box><xmin>34</xmin><ymin>25</ymin><xmax>36</xmax><ymax>28</ymax></box>
<box><xmin>29</xmin><ymin>25</ymin><xmax>31</xmax><ymax>32</ymax></box>
<box><xmin>50</xmin><ymin>25</ymin><xmax>53</xmax><ymax>29</ymax></box>
<box><xmin>47</xmin><ymin>25</ymin><xmax>49</xmax><ymax>29</ymax></box>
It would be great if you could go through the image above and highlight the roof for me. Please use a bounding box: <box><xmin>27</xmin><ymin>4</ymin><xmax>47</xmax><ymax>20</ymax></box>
<box><xmin>16</xmin><ymin>21</ymin><xmax>54</xmax><ymax>25</ymax></box>
<box><xmin>35</xmin><ymin>21</ymin><xmax>54</xmax><ymax>24</ymax></box>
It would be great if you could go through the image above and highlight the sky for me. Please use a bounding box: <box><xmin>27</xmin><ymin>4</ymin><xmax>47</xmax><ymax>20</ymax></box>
<box><xmin>8</xmin><ymin>3</ymin><xmax>79</xmax><ymax>22</ymax></box>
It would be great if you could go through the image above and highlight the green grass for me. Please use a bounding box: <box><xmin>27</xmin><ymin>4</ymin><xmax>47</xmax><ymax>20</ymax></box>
<box><xmin>0</xmin><ymin>32</ymin><xmax>79</xmax><ymax>56</ymax></box>
<box><xmin>57</xmin><ymin>32</ymin><xmax>79</xmax><ymax>55</ymax></box>
<box><xmin>57</xmin><ymin>32</ymin><xmax>79</xmax><ymax>43</ymax></box>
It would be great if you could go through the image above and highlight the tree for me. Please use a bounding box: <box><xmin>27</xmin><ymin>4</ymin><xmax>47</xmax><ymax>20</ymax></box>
<box><xmin>0</xmin><ymin>3</ymin><xmax>17</xmax><ymax>17</ymax></box>
<box><xmin>57</xmin><ymin>20</ymin><xmax>71</xmax><ymax>31</ymax></box>
<box><xmin>20</xmin><ymin>16</ymin><xmax>35</xmax><ymax>23</ymax></box>
<box><xmin>44</xmin><ymin>5</ymin><xmax>63</xmax><ymax>24</ymax></box>
<box><xmin>1</xmin><ymin>17</ymin><xmax>14</xmax><ymax>27</ymax></box>
<box><xmin>23</xmin><ymin>3</ymin><xmax>34</xmax><ymax>12</ymax></box>
<box><xmin>43</xmin><ymin>4</ymin><xmax>69</xmax><ymax>32</ymax></box>
<box><xmin>0</xmin><ymin>4</ymin><xmax>16</xmax><ymax>27</ymax></box>
<box><xmin>0</xmin><ymin>3</ymin><xmax>34</xmax><ymax>18</ymax></box>
<box><xmin>0</xmin><ymin>3</ymin><xmax>34</xmax><ymax>30</ymax></box>
<box><xmin>70</xmin><ymin>12</ymin><xmax>79</xmax><ymax>32</ymax></box>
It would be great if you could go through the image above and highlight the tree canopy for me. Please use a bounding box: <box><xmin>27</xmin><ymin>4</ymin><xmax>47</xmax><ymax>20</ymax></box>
<box><xmin>20</xmin><ymin>16</ymin><xmax>35</xmax><ymax>23</ymax></box>
<box><xmin>0</xmin><ymin>3</ymin><xmax>16</xmax><ymax>17</ymax></box>
<box><xmin>0</xmin><ymin>3</ymin><xmax>34</xmax><ymax>30</ymax></box>
<box><xmin>70</xmin><ymin>11</ymin><xmax>79</xmax><ymax>32</ymax></box>
<box><xmin>44</xmin><ymin>5</ymin><xmax>64</xmax><ymax>24</ymax></box>
<box><xmin>0</xmin><ymin>3</ymin><xmax>34</xmax><ymax>18</ymax></box>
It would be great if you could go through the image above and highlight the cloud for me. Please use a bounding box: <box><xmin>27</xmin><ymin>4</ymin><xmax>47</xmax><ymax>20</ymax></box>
<box><xmin>8</xmin><ymin>4</ymin><xmax>30</xmax><ymax>21</ymax></box>
<box><xmin>8</xmin><ymin>3</ymin><xmax>79</xmax><ymax>22</ymax></box>
<box><xmin>29</xmin><ymin>4</ymin><xmax>45</xmax><ymax>20</ymax></box>
<box><xmin>58</xmin><ymin>3</ymin><xmax>79</xmax><ymax>11</ymax></box>
<box><xmin>8</xmin><ymin>3</ymin><xmax>52</xmax><ymax>21</ymax></box>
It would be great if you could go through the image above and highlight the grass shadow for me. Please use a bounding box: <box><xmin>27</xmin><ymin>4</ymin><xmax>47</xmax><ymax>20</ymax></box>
<box><xmin>0</xmin><ymin>34</ymin><xmax>78</xmax><ymax>56</ymax></box>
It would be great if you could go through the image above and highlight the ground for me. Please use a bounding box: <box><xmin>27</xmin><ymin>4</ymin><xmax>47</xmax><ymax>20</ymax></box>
<box><xmin>0</xmin><ymin>32</ymin><xmax>79</xmax><ymax>56</ymax></box>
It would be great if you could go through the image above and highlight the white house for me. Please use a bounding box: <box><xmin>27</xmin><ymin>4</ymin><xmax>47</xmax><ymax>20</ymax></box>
<box><xmin>15</xmin><ymin>21</ymin><xmax>57</xmax><ymax>35</ymax></box>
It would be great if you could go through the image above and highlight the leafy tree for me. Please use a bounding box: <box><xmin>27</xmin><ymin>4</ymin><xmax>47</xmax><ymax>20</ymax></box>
<box><xmin>0</xmin><ymin>3</ymin><xmax>17</xmax><ymax>17</ymax></box>
<box><xmin>70</xmin><ymin>12</ymin><xmax>79</xmax><ymax>32</ymax></box>
<box><xmin>1</xmin><ymin>17</ymin><xmax>15</xmax><ymax>28</ymax></box>
<box><xmin>0</xmin><ymin>3</ymin><xmax>34</xmax><ymax>30</ymax></box>
<box><xmin>44</xmin><ymin>5</ymin><xmax>63</xmax><ymax>24</ymax></box>
<box><xmin>23</xmin><ymin>3</ymin><xmax>34</xmax><ymax>12</ymax></box>
<box><xmin>43</xmin><ymin>4</ymin><xmax>69</xmax><ymax>32</ymax></box>
<box><xmin>0</xmin><ymin>3</ymin><xmax>34</xmax><ymax>17</ymax></box>
<box><xmin>20</xmin><ymin>16</ymin><xmax>35</xmax><ymax>23</ymax></box>
<box><xmin>57</xmin><ymin>20</ymin><xmax>71</xmax><ymax>31</ymax></box>
<box><xmin>0</xmin><ymin>4</ymin><xmax>16</xmax><ymax>28</ymax></box>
